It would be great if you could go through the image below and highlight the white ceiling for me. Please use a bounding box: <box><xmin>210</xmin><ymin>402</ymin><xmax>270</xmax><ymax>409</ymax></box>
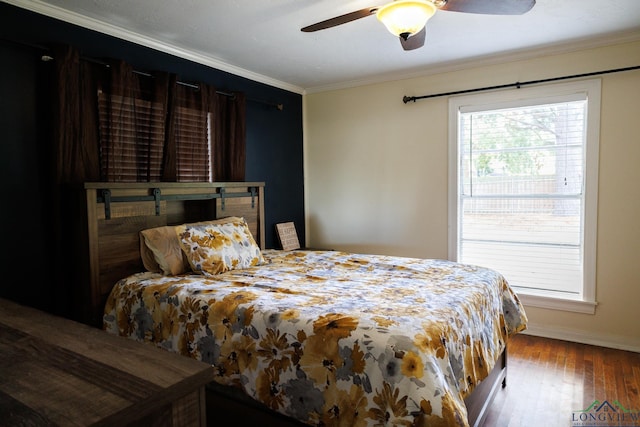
<box><xmin>6</xmin><ymin>0</ymin><xmax>640</xmax><ymax>94</ymax></box>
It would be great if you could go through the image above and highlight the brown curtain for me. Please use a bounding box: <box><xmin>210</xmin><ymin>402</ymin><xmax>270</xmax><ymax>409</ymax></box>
<box><xmin>212</xmin><ymin>91</ymin><xmax>246</xmax><ymax>181</ymax></box>
<box><xmin>49</xmin><ymin>44</ymin><xmax>101</xmax><ymax>320</ymax></box>
<box><xmin>161</xmin><ymin>74</ymin><xmax>178</xmax><ymax>181</ymax></box>
<box><xmin>51</xmin><ymin>45</ymin><xmax>100</xmax><ymax>184</ymax></box>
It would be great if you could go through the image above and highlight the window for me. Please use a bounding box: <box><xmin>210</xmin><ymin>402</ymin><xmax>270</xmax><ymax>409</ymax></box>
<box><xmin>448</xmin><ymin>79</ymin><xmax>600</xmax><ymax>314</ymax></box>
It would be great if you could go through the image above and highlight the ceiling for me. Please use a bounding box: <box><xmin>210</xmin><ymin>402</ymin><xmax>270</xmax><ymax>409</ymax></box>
<box><xmin>6</xmin><ymin>0</ymin><xmax>640</xmax><ymax>94</ymax></box>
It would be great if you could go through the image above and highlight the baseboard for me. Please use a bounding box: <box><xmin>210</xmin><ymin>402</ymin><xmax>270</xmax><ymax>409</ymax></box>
<box><xmin>522</xmin><ymin>324</ymin><xmax>640</xmax><ymax>353</ymax></box>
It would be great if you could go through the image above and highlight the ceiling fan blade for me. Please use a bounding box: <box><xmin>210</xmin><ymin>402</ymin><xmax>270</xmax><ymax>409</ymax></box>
<box><xmin>301</xmin><ymin>7</ymin><xmax>379</xmax><ymax>32</ymax></box>
<box><xmin>400</xmin><ymin>27</ymin><xmax>426</xmax><ymax>51</ymax></box>
<box><xmin>438</xmin><ymin>0</ymin><xmax>535</xmax><ymax>15</ymax></box>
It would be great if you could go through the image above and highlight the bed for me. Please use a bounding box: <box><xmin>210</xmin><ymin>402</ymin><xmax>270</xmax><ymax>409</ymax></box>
<box><xmin>77</xmin><ymin>182</ymin><xmax>527</xmax><ymax>427</ymax></box>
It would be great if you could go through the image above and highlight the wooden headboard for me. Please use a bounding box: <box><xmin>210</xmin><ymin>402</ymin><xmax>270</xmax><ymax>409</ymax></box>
<box><xmin>75</xmin><ymin>182</ymin><xmax>265</xmax><ymax>328</ymax></box>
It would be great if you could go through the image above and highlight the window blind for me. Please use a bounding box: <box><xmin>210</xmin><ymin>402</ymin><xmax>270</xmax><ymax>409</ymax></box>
<box><xmin>458</xmin><ymin>100</ymin><xmax>586</xmax><ymax>296</ymax></box>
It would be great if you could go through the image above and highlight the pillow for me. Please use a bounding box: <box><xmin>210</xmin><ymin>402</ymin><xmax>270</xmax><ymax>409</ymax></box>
<box><xmin>140</xmin><ymin>226</ymin><xmax>187</xmax><ymax>275</ymax></box>
<box><xmin>176</xmin><ymin>217</ymin><xmax>265</xmax><ymax>275</ymax></box>
<box><xmin>140</xmin><ymin>217</ymin><xmax>242</xmax><ymax>275</ymax></box>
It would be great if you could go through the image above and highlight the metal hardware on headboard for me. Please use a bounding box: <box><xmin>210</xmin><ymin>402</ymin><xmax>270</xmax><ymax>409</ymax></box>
<box><xmin>153</xmin><ymin>188</ymin><xmax>161</xmax><ymax>216</ymax></box>
<box><xmin>96</xmin><ymin>186</ymin><xmax>259</xmax><ymax>218</ymax></box>
<box><xmin>102</xmin><ymin>189</ymin><xmax>112</xmax><ymax>220</ymax></box>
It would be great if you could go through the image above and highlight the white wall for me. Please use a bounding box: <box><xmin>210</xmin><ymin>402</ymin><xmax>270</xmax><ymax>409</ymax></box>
<box><xmin>304</xmin><ymin>39</ymin><xmax>640</xmax><ymax>352</ymax></box>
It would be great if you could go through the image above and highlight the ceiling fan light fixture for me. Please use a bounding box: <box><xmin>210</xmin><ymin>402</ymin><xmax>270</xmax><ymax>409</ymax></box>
<box><xmin>376</xmin><ymin>0</ymin><xmax>437</xmax><ymax>38</ymax></box>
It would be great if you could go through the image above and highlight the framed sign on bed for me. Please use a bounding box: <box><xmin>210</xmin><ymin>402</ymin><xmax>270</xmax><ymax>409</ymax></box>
<box><xmin>79</xmin><ymin>182</ymin><xmax>527</xmax><ymax>427</ymax></box>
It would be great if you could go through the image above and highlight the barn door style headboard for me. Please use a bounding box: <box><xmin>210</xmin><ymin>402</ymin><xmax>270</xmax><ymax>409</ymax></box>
<box><xmin>74</xmin><ymin>182</ymin><xmax>265</xmax><ymax>327</ymax></box>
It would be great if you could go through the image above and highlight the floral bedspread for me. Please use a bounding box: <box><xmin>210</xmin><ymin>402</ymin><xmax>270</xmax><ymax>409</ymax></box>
<box><xmin>103</xmin><ymin>250</ymin><xmax>527</xmax><ymax>426</ymax></box>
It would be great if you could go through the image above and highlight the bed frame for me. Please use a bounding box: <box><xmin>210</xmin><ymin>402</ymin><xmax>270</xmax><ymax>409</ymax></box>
<box><xmin>75</xmin><ymin>181</ymin><xmax>506</xmax><ymax>427</ymax></box>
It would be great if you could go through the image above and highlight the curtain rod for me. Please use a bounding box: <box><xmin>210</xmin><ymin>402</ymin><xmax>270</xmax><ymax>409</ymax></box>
<box><xmin>123</xmin><ymin>68</ymin><xmax>283</xmax><ymax>111</ymax></box>
<box><xmin>402</xmin><ymin>65</ymin><xmax>640</xmax><ymax>104</ymax></box>
<box><xmin>2</xmin><ymin>37</ymin><xmax>283</xmax><ymax>111</ymax></box>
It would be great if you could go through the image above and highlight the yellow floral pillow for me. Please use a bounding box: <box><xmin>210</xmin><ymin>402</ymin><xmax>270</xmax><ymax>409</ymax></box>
<box><xmin>176</xmin><ymin>217</ymin><xmax>265</xmax><ymax>275</ymax></box>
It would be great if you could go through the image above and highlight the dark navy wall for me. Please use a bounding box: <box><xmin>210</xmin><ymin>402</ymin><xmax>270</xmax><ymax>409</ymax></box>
<box><xmin>0</xmin><ymin>3</ymin><xmax>304</xmax><ymax>314</ymax></box>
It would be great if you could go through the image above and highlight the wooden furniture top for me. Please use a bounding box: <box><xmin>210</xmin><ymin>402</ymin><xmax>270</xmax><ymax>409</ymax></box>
<box><xmin>0</xmin><ymin>298</ymin><xmax>215</xmax><ymax>426</ymax></box>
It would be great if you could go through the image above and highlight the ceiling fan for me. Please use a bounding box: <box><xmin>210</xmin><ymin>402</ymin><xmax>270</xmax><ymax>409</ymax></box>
<box><xmin>301</xmin><ymin>0</ymin><xmax>536</xmax><ymax>51</ymax></box>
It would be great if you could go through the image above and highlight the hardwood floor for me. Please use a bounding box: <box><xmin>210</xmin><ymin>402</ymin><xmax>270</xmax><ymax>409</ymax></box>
<box><xmin>484</xmin><ymin>333</ymin><xmax>640</xmax><ymax>427</ymax></box>
<box><xmin>207</xmin><ymin>334</ymin><xmax>640</xmax><ymax>426</ymax></box>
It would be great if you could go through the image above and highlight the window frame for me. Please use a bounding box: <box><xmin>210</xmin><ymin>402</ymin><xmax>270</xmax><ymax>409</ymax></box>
<box><xmin>448</xmin><ymin>79</ymin><xmax>601</xmax><ymax>314</ymax></box>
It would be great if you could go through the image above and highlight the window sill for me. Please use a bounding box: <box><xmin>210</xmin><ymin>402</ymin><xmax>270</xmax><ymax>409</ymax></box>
<box><xmin>516</xmin><ymin>292</ymin><xmax>597</xmax><ymax>314</ymax></box>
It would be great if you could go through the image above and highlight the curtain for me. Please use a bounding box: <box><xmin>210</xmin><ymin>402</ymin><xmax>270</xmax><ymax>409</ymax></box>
<box><xmin>161</xmin><ymin>74</ymin><xmax>178</xmax><ymax>181</ymax></box>
<box><xmin>51</xmin><ymin>45</ymin><xmax>100</xmax><ymax>184</ymax></box>
<box><xmin>213</xmin><ymin>91</ymin><xmax>246</xmax><ymax>181</ymax></box>
<box><xmin>49</xmin><ymin>45</ymin><xmax>101</xmax><ymax>320</ymax></box>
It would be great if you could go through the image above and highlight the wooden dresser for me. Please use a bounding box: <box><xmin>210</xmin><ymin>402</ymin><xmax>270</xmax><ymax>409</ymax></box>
<box><xmin>0</xmin><ymin>298</ymin><xmax>214</xmax><ymax>426</ymax></box>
